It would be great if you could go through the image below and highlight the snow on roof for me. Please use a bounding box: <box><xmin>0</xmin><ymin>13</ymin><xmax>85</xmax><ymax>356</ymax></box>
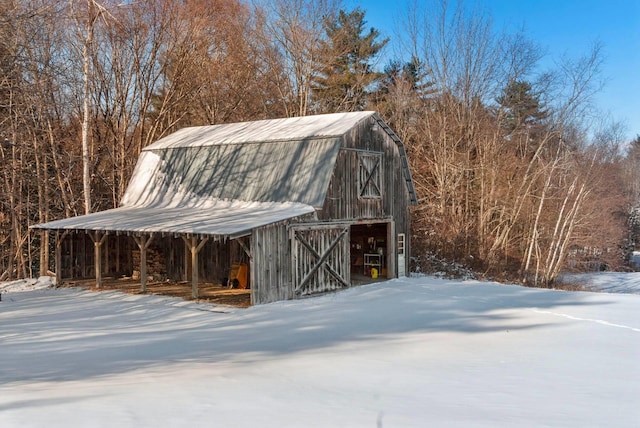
<box><xmin>32</xmin><ymin>200</ymin><xmax>315</xmax><ymax>238</ymax></box>
<box><xmin>121</xmin><ymin>138</ymin><xmax>342</xmax><ymax>208</ymax></box>
<box><xmin>145</xmin><ymin>111</ymin><xmax>375</xmax><ymax>150</ymax></box>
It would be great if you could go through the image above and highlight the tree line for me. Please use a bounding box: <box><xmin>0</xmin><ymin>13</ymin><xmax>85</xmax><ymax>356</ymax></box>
<box><xmin>1</xmin><ymin>0</ymin><xmax>638</xmax><ymax>284</ymax></box>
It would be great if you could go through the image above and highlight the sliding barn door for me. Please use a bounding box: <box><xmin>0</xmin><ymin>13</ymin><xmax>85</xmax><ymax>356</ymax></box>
<box><xmin>290</xmin><ymin>224</ymin><xmax>351</xmax><ymax>297</ymax></box>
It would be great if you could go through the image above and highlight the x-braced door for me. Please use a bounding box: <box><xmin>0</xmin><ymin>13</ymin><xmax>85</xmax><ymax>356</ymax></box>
<box><xmin>291</xmin><ymin>224</ymin><xmax>350</xmax><ymax>296</ymax></box>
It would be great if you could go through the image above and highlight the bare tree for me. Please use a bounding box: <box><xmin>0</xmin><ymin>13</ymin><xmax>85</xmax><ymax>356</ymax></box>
<box><xmin>400</xmin><ymin>0</ymin><xmax>616</xmax><ymax>284</ymax></box>
<box><xmin>69</xmin><ymin>0</ymin><xmax>114</xmax><ymax>214</ymax></box>
<box><xmin>260</xmin><ymin>0</ymin><xmax>340</xmax><ymax>116</ymax></box>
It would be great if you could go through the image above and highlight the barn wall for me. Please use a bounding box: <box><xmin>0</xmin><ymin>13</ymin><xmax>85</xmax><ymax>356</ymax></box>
<box><xmin>319</xmin><ymin>118</ymin><xmax>412</xmax><ymax>246</ymax></box>
<box><xmin>60</xmin><ymin>233</ymin><xmax>135</xmax><ymax>280</ymax></box>
<box><xmin>162</xmin><ymin>237</ymin><xmax>246</xmax><ymax>284</ymax></box>
<box><xmin>318</xmin><ymin>118</ymin><xmax>411</xmax><ymax>276</ymax></box>
<box><xmin>251</xmin><ymin>222</ymin><xmax>294</xmax><ymax>305</ymax></box>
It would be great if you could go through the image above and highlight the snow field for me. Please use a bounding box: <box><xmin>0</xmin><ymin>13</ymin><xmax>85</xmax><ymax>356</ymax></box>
<box><xmin>1</xmin><ymin>276</ymin><xmax>639</xmax><ymax>427</ymax></box>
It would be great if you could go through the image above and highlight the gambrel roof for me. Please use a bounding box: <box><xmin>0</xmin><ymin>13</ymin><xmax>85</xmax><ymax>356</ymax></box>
<box><xmin>123</xmin><ymin>111</ymin><xmax>375</xmax><ymax>208</ymax></box>
<box><xmin>32</xmin><ymin>112</ymin><xmax>416</xmax><ymax>238</ymax></box>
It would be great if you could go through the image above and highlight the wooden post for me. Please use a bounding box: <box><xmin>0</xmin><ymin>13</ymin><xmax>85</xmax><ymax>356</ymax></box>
<box><xmin>40</xmin><ymin>230</ymin><xmax>48</xmax><ymax>277</ymax></box>
<box><xmin>55</xmin><ymin>231</ymin><xmax>69</xmax><ymax>286</ymax></box>
<box><xmin>249</xmin><ymin>235</ymin><xmax>255</xmax><ymax>306</ymax></box>
<box><xmin>182</xmin><ymin>236</ymin><xmax>209</xmax><ymax>299</ymax></box>
<box><xmin>387</xmin><ymin>220</ymin><xmax>396</xmax><ymax>278</ymax></box>
<box><xmin>237</xmin><ymin>237</ymin><xmax>252</xmax><ymax>259</ymax></box>
<box><xmin>133</xmin><ymin>234</ymin><xmax>154</xmax><ymax>293</ymax></box>
<box><xmin>95</xmin><ymin>234</ymin><xmax>101</xmax><ymax>287</ymax></box>
<box><xmin>91</xmin><ymin>231</ymin><xmax>108</xmax><ymax>288</ymax></box>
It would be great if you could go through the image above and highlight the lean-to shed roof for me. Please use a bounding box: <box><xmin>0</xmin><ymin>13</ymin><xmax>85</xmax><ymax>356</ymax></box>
<box><xmin>33</xmin><ymin>200</ymin><xmax>315</xmax><ymax>239</ymax></box>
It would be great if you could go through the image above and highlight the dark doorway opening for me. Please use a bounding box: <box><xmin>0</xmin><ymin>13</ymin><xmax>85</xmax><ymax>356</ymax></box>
<box><xmin>350</xmin><ymin>222</ymin><xmax>390</xmax><ymax>285</ymax></box>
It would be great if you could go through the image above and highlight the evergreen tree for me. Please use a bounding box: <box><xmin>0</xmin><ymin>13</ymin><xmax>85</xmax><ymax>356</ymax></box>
<box><xmin>372</xmin><ymin>56</ymin><xmax>434</xmax><ymax>139</ymax></box>
<box><xmin>496</xmin><ymin>79</ymin><xmax>547</xmax><ymax>133</ymax></box>
<box><xmin>312</xmin><ymin>8</ymin><xmax>387</xmax><ymax>113</ymax></box>
<box><xmin>377</xmin><ymin>57</ymin><xmax>433</xmax><ymax>97</ymax></box>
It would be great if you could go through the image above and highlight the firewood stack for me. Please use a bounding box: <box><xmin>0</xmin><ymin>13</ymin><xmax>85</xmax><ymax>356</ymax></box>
<box><xmin>132</xmin><ymin>248</ymin><xmax>167</xmax><ymax>281</ymax></box>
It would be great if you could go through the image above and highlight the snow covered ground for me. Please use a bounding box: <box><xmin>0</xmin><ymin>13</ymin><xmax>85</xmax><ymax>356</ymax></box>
<box><xmin>1</xmin><ymin>275</ymin><xmax>639</xmax><ymax>427</ymax></box>
<box><xmin>561</xmin><ymin>271</ymin><xmax>640</xmax><ymax>294</ymax></box>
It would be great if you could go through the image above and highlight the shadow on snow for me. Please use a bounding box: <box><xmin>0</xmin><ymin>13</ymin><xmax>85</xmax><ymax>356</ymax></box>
<box><xmin>0</xmin><ymin>277</ymin><xmax>612</xmax><ymax>384</ymax></box>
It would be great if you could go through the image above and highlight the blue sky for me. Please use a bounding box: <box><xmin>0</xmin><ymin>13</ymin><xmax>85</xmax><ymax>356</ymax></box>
<box><xmin>345</xmin><ymin>0</ymin><xmax>640</xmax><ymax>142</ymax></box>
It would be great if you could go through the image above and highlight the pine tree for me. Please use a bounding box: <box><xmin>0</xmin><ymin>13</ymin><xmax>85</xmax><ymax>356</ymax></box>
<box><xmin>496</xmin><ymin>80</ymin><xmax>547</xmax><ymax>133</ymax></box>
<box><xmin>371</xmin><ymin>57</ymin><xmax>434</xmax><ymax>139</ymax></box>
<box><xmin>312</xmin><ymin>8</ymin><xmax>387</xmax><ymax>113</ymax></box>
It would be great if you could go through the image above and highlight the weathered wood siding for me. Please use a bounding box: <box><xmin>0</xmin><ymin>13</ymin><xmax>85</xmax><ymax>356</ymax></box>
<box><xmin>252</xmin><ymin>220</ymin><xmax>351</xmax><ymax>304</ymax></box>
<box><xmin>60</xmin><ymin>233</ymin><xmax>247</xmax><ymax>285</ymax></box>
<box><xmin>60</xmin><ymin>234</ymin><xmax>135</xmax><ymax>280</ymax></box>
<box><xmin>251</xmin><ymin>222</ymin><xmax>294</xmax><ymax>305</ymax></box>
<box><xmin>320</xmin><ymin>119</ymin><xmax>411</xmax><ymax>229</ymax></box>
<box><xmin>163</xmin><ymin>237</ymin><xmax>248</xmax><ymax>284</ymax></box>
<box><xmin>319</xmin><ymin>117</ymin><xmax>412</xmax><ymax>276</ymax></box>
<box><xmin>290</xmin><ymin>223</ymin><xmax>350</xmax><ymax>297</ymax></box>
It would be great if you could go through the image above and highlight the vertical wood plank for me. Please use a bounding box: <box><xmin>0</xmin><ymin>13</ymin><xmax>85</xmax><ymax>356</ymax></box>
<box><xmin>140</xmin><ymin>237</ymin><xmax>147</xmax><ymax>292</ymax></box>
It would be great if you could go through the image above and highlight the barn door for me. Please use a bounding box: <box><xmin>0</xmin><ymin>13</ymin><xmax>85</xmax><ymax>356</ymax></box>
<box><xmin>291</xmin><ymin>224</ymin><xmax>350</xmax><ymax>296</ymax></box>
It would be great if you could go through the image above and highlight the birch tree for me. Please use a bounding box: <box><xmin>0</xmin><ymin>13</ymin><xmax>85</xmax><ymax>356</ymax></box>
<box><xmin>69</xmin><ymin>0</ymin><xmax>114</xmax><ymax>214</ymax></box>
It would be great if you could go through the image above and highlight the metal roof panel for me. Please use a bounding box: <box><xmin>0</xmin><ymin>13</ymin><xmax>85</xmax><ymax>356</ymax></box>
<box><xmin>146</xmin><ymin>111</ymin><xmax>375</xmax><ymax>150</ymax></box>
<box><xmin>31</xmin><ymin>200</ymin><xmax>315</xmax><ymax>238</ymax></box>
<box><xmin>122</xmin><ymin>138</ymin><xmax>342</xmax><ymax>208</ymax></box>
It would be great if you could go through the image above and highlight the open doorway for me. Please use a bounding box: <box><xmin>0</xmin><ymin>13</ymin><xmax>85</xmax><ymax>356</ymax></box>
<box><xmin>350</xmin><ymin>222</ymin><xmax>392</xmax><ymax>284</ymax></box>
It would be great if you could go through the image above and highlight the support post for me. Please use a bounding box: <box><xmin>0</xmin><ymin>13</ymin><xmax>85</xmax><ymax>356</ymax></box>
<box><xmin>104</xmin><ymin>234</ymin><xmax>109</xmax><ymax>276</ymax></box>
<box><xmin>91</xmin><ymin>231</ymin><xmax>107</xmax><ymax>288</ymax></box>
<box><xmin>387</xmin><ymin>220</ymin><xmax>396</xmax><ymax>278</ymax></box>
<box><xmin>236</xmin><ymin>237</ymin><xmax>252</xmax><ymax>259</ymax></box>
<box><xmin>182</xmin><ymin>236</ymin><xmax>209</xmax><ymax>299</ymax></box>
<box><xmin>191</xmin><ymin>237</ymin><xmax>198</xmax><ymax>299</ymax></box>
<box><xmin>55</xmin><ymin>231</ymin><xmax>69</xmax><ymax>286</ymax></box>
<box><xmin>133</xmin><ymin>234</ymin><xmax>154</xmax><ymax>293</ymax></box>
<box><xmin>40</xmin><ymin>230</ymin><xmax>49</xmax><ymax>277</ymax></box>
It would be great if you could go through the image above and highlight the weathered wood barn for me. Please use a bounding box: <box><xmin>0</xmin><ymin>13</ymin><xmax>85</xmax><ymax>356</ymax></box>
<box><xmin>33</xmin><ymin>111</ymin><xmax>417</xmax><ymax>305</ymax></box>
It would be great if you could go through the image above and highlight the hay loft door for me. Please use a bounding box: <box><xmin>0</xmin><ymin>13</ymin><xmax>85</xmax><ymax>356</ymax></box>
<box><xmin>290</xmin><ymin>224</ymin><xmax>351</xmax><ymax>297</ymax></box>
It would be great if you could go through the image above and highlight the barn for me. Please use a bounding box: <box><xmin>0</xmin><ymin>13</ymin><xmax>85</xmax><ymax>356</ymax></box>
<box><xmin>32</xmin><ymin>111</ymin><xmax>417</xmax><ymax>305</ymax></box>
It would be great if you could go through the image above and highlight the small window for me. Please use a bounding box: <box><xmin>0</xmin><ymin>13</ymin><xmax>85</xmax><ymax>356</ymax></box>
<box><xmin>358</xmin><ymin>152</ymin><xmax>382</xmax><ymax>199</ymax></box>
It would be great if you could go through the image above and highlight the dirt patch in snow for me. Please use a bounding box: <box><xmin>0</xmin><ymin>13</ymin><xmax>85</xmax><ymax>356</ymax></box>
<box><xmin>62</xmin><ymin>277</ymin><xmax>251</xmax><ymax>307</ymax></box>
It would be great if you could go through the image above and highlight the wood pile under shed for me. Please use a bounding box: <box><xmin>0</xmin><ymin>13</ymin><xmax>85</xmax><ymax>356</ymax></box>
<box><xmin>132</xmin><ymin>247</ymin><xmax>166</xmax><ymax>281</ymax></box>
